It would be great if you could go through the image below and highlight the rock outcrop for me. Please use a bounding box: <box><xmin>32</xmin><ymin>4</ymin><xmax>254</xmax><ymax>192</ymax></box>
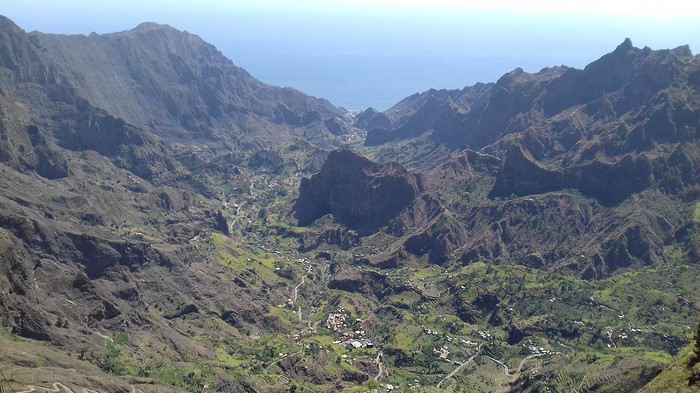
<box><xmin>489</xmin><ymin>145</ymin><xmax>563</xmax><ymax>198</ymax></box>
<box><xmin>489</xmin><ymin>144</ymin><xmax>655</xmax><ymax>206</ymax></box>
<box><xmin>294</xmin><ymin>149</ymin><xmax>424</xmax><ymax>234</ymax></box>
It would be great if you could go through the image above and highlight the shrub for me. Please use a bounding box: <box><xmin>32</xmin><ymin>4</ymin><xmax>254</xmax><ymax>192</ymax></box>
<box><xmin>690</xmin><ymin>322</ymin><xmax>700</xmax><ymax>368</ymax></box>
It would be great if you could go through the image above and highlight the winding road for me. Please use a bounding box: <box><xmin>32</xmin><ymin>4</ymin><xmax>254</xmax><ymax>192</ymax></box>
<box><xmin>437</xmin><ymin>344</ymin><xmax>483</xmax><ymax>389</ymax></box>
<box><xmin>267</xmin><ymin>272</ymin><xmax>312</xmax><ymax>371</ymax></box>
<box><xmin>484</xmin><ymin>353</ymin><xmax>544</xmax><ymax>379</ymax></box>
<box><xmin>278</xmin><ymin>263</ymin><xmax>392</xmax><ymax>384</ymax></box>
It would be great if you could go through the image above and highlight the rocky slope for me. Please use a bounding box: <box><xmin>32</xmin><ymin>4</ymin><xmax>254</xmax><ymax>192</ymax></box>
<box><xmin>30</xmin><ymin>21</ymin><xmax>349</xmax><ymax>146</ymax></box>
<box><xmin>0</xmin><ymin>16</ymin><xmax>181</xmax><ymax>182</ymax></box>
<box><xmin>294</xmin><ymin>149</ymin><xmax>687</xmax><ymax>277</ymax></box>
<box><xmin>639</xmin><ymin>344</ymin><xmax>700</xmax><ymax>393</ymax></box>
<box><xmin>303</xmin><ymin>39</ymin><xmax>700</xmax><ymax>278</ymax></box>
<box><xmin>0</xmin><ymin>15</ymin><xmax>351</xmax><ymax>392</ymax></box>
<box><xmin>365</xmin><ymin>39</ymin><xmax>699</xmax><ymax>151</ymax></box>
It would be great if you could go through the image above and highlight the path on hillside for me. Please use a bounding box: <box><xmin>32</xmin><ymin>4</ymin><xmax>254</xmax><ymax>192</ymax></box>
<box><xmin>292</xmin><ymin>274</ymin><xmax>307</xmax><ymax>322</ymax></box>
<box><xmin>292</xmin><ymin>275</ymin><xmax>306</xmax><ymax>303</ymax></box>
<box><xmin>484</xmin><ymin>353</ymin><xmax>544</xmax><ymax>379</ymax></box>
<box><xmin>15</xmin><ymin>382</ymin><xmax>99</xmax><ymax>393</ymax></box>
<box><xmin>265</xmin><ymin>349</ymin><xmax>304</xmax><ymax>370</ymax></box>
<box><xmin>374</xmin><ymin>351</ymin><xmax>385</xmax><ymax>381</ymax></box>
<box><xmin>590</xmin><ymin>296</ymin><xmax>622</xmax><ymax>315</ymax></box>
<box><xmin>268</xmin><ymin>271</ymin><xmax>313</xmax><ymax>370</ymax></box>
<box><xmin>92</xmin><ymin>329</ymin><xmax>113</xmax><ymax>342</ymax></box>
<box><xmin>16</xmin><ymin>383</ymin><xmax>145</xmax><ymax>393</ymax></box>
<box><xmin>228</xmin><ymin>201</ymin><xmax>247</xmax><ymax>233</ymax></box>
<box><xmin>437</xmin><ymin>344</ymin><xmax>483</xmax><ymax>389</ymax></box>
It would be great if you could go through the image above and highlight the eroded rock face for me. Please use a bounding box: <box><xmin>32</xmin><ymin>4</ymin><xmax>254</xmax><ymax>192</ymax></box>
<box><xmin>293</xmin><ymin>149</ymin><xmax>424</xmax><ymax>234</ymax></box>
<box><xmin>0</xmin><ymin>17</ymin><xmax>180</xmax><ymax>182</ymax></box>
<box><xmin>568</xmin><ymin>154</ymin><xmax>653</xmax><ymax>205</ymax></box>
<box><xmin>403</xmin><ymin>212</ymin><xmax>468</xmax><ymax>264</ymax></box>
<box><xmin>0</xmin><ymin>124</ymin><xmax>70</xmax><ymax>180</ymax></box>
<box><xmin>365</xmin><ymin>39</ymin><xmax>694</xmax><ymax>151</ymax></box>
<box><xmin>489</xmin><ymin>145</ymin><xmax>563</xmax><ymax>199</ymax></box>
<box><xmin>353</xmin><ymin>107</ymin><xmax>392</xmax><ymax>130</ymax></box>
<box><xmin>489</xmin><ymin>144</ymin><xmax>655</xmax><ymax>206</ymax></box>
<box><xmin>387</xmin><ymin>195</ymin><xmax>468</xmax><ymax>265</ymax></box>
<box><xmin>297</xmin><ymin>226</ymin><xmax>361</xmax><ymax>252</ymax></box>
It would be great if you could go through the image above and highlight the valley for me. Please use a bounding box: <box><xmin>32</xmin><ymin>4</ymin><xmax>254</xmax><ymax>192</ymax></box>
<box><xmin>0</xmin><ymin>14</ymin><xmax>699</xmax><ymax>393</ymax></box>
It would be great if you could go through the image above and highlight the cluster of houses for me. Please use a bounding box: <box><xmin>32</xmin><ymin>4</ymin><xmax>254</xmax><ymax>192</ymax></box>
<box><xmin>527</xmin><ymin>345</ymin><xmax>553</xmax><ymax>355</ymax></box>
<box><xmin>612</xmin><ymin>324</ymin><xmax>645</xmax><ymax>342</ymax></box>
<box><xmin>422</xmin><ymin>325</ymin><xmax>442</xmax><ymax>336</ymax></box>
<box><xmin>326</xmin><ymin>309</ymin><xmax>347</xmax><ymax>331</ymax></box>
<box><xmin>433</xmin><ymin>346</ymin><xmax>451</xmax><ymax>362</ymax></box>
<box><xmin>326</xmin><ymin>308</ymin><xmax>375</xmax><ymax>349</ymax></box>
<box><xmin>422</xmin><ymin>325</ymin><xmax>486</xmax><ymax>362</ymax></box>
<box><xmin>407</xmin><ymin>380</ymin><xmax>422</xmax><ymax>390</ymax></box>
<box><xmin>334</xmin><ymin>332</ymin><xmax>375</xmax><ymax>350</ymax></box>
<box><xmin>522</xmin><ymin>340</ymin><xmax>559</xmax><ymax>356</ymax></box>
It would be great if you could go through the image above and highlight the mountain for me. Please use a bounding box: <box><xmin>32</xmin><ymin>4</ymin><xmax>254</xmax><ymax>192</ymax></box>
<box><xmin>365</xmin><ymin>39</ymin><xmax>698</xmax><ymax>150</ymax></box>
<box><xmin>299</xmin><ymin>39</ymin><xmax>700</xmax><ymax>278</ymax></box>
<box><xmin>0</xmin><ymin>14</ymin><xmax>699</xmax><ymax>393</ymax></box>
<box><xmin>0</xmin><ymin>16</ymin><xmax>181</xmax><ymax>182</ymax></box>
<box><xmin>293</xmin><ymin>149</ymin><xmax>425</xmax><ymax>234</ymax></box>
<box><xmin>0</xmin><ymin>15</ymin><xmax>353</xmax><ymax>392</ymax></box>
<box><xmin>29</xmin><ymin>21</ymin><xmax>350</xmax><ymax>146</ymax></box>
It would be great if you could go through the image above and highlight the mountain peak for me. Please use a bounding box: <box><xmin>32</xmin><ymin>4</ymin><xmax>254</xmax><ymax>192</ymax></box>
<box><xmin>0</xmin><ymin>14</ymin><xmax>21</xmax><ymax>31</ymax></box>
<box><xmin>131</xmin><ymin>21</ymin><xmax>177</xmax><ymax>33</ymax></box>
<box><xmin>615</xmin><ymin>37</ymin><xmax>634</xmax><ymax>52</ymax></box>
<box><xmin>672</xmin><ymin>44</ymin><xmax>693</xmax><ymax>57</ymax></box>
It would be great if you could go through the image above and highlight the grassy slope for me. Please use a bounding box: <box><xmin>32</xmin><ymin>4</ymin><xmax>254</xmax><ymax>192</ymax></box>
<box><xmin>639</xmin><ymin>346</ymin><xmax>700</xmax><ymax>393</ymax></box>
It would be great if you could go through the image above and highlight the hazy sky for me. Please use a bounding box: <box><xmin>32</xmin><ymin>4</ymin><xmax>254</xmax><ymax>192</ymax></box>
<box><xmin>4</xmin><ymin>0</ymin><xmax>700</xmax><ymax>110</ymax></box>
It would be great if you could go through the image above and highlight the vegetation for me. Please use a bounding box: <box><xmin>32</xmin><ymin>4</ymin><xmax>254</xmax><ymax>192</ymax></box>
<box><xmin>693</xmin><ymin>323</ymin><xmax>700</xmax><ymax>363</ymax></box>
<box><xmin>103</xmin><ymin>333</ymin><xmax>137</xmax><ymax>376</ymax></box>
<box><xmin>639</xmin><ymin>346</ymin><xmax>700</xmax><ymax>393</ymax></box>
<box><xmin>689</xmin><ymin>322</ymin><xmax>700</xmax><ymax>384</ymax></box>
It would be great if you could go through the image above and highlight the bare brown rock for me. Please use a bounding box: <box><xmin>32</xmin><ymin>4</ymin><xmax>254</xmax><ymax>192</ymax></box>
<box><xmin>294</xmin><ymin>149</ymin><xmax>424</xmax><ymax>234</ymax></box>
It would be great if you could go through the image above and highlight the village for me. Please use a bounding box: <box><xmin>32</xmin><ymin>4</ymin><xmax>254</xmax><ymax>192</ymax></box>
<box><xmin>326</xmin><ymin>307</ymin><xmax>375</xmax><ymax>349</ymax></box>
